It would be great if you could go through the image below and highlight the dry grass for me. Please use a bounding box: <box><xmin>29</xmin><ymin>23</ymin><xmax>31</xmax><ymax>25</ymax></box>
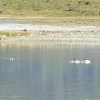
<box><xmin>29</xmin><ymin>19</ymin><xmax>100</xmax><ymax>26</ymax></box>
<box><xmin>0</xmin><ymin>0</ymin><xmax>100</xmax><ymax>17</ymax></box>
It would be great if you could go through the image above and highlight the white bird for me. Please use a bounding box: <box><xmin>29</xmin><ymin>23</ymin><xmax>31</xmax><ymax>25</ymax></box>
<box><xmin>10</xmin><ymin>58</ymin><xmax>13</xmax><ymax>61</ymax></box>
<box><xmin>70</xmin><ymin>58</ymin><xmax>80</xmax><ymax>64</ymax></box>
<box><xmin>0</xmin><ymin>57</ymin><xmax>26</xmax><ymax>61</ymax></box>
<box><xmin>81</xmin><ymin>58</ymin><xmax>91</xmax><ymax>64</ymax></box>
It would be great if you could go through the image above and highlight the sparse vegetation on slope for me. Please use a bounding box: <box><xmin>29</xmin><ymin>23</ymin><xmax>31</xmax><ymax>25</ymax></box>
<box><xmin>0</xmin><ymin>0</ymin><xmax>100</xmax><ymax>17</ymax></box>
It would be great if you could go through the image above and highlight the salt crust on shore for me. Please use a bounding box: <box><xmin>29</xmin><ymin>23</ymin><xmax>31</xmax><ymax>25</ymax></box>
<box><xmin>0</xmin><ymin>24</ymin><xmax>100</xmax><ymax>31</ymax></box>
<box><xmin>0</xmin><ymin>23</ymin><xmax>100</xmax><ymax>42</ymax></box>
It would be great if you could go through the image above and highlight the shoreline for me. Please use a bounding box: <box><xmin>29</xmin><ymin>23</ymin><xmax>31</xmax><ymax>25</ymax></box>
<box><xmin>0</xmin><ymin>19</ymin><xmax>100</xmax><ymax>42</ymax></box>
<box><xmin>0</xmin><ymin>16</ymin><xmax>100</xmax><ymax>19</ymax></box>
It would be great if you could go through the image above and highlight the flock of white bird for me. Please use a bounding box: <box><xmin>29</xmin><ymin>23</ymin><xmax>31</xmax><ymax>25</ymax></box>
<box><xmin>0</xmin><ymin>57</ymin><xmax>91</xmax><ymax>64</ymax></box>
<box><xmin>70</xmin><ymin>58</ymin><xmax>91</xmax><ymax>64</ymax></box>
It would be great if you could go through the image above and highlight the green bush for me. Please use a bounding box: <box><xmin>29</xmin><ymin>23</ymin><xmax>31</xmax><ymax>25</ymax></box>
<box><xmin>85</xmin><ymin>2</ymin><xmax>90</xmax><ymax>5</ymax></box>
<box><xmin>0</xmin><ymin>10</ymin><xmax>3</xmax><ymax>14</ymax></box>
<box><xmin>5</xmin><ymin>32</ymin><xmax>10</xmax><ymax>37</ymax></box>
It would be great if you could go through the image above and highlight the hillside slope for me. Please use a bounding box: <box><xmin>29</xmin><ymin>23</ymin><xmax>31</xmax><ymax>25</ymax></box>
<box><xmin>0</xmin><ymin>0</ymin><xmax>100</xmax><ymax>17</ymax></box>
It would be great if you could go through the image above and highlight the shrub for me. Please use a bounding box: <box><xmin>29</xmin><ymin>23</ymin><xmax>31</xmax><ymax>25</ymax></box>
<box><xmin>68</xmin><ymin>8</ymin><xmax>73</xmax><ymax>11</ymax></box>
<box><xmin>0</xmin><ymin>11</ymin><xmax>3</xmax><ymax>14</ymax></box>
<box><xmin>5</xmin><ymin>32</ymin><xmax>10</xmax><ymax>37</ymax></box>
<box><xmin>12</xmin><ymin>33</ymin><xmax>16</xmax><ymax>37</ymax></box>
<box><xmin>85</xmin><ymin>2</ymin><xmax>90</xmax><ymax>5</ymax></box>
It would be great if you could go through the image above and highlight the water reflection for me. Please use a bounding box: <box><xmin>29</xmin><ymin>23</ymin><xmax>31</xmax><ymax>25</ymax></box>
<box><xmin>0</xmin><ymin>42</ymin><xmax>100</xmax><ymax>100</ymax></box>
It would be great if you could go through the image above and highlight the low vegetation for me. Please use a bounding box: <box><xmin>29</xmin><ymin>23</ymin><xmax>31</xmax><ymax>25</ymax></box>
<box><xmin>0</xmin><ymin>0</ymin><xmax>100</xmax><ymax>17</ymax></box>
<box><xmin>0</xmin><ymin>31</ymin><xmax>29</xmax><ymax>38</ymax></box>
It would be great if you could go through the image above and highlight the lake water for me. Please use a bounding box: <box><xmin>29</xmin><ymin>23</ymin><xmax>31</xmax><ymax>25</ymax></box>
<box><xmin>0</xmin><ymin>20</ymin><xmax>25</xmax><ymax>24</ymax></box>
<box><xmin>0</xmin><ymin>42</ymin><xmax>100</xmax><ymax>100</ymax></box>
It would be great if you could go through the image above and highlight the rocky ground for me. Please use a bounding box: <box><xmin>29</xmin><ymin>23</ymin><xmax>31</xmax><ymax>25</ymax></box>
<box><xmin>0</xmin><ymin>19</ymin><xmax>100</xmax><ymax>42</ymax></box>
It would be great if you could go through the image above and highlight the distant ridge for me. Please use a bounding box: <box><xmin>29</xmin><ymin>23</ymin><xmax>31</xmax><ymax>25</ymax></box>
<box><xmin>0</xmin><ymin>0</ymin><xmax>100</xmax><ymax>17</ymax></box>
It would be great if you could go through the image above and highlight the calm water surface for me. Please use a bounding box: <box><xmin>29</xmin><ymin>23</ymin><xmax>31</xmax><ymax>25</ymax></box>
<box><xmin>0</xmin><ymin>42</ymin><xmax>100</xmax><ymax>100</ymax></box>
<box><xmin>0</xmin><ymin>20</ymin><xmax>25</xmax><ymax>24</ymax></box>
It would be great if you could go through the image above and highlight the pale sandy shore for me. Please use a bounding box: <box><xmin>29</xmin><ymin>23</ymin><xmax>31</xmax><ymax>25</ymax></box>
<box><xmin>0</xmin><ymin>20</ymin><xmax>100</xmax><ymax>42</ymax></box>
<box><xmin>0</xmin><ymin>24</ymin><xmax>100</xmax><ymax>31</ymax></box>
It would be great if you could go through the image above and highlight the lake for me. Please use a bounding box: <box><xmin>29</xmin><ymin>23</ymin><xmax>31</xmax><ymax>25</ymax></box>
<box><xmin>0</xmin><ymin>20</ymin><xmax>25</xmax><ymax>24</ymax></box>
<box><xmin>0</xmin><ymin>42</ymin><xmax>100</xmax><ymax>100</ymax></box>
